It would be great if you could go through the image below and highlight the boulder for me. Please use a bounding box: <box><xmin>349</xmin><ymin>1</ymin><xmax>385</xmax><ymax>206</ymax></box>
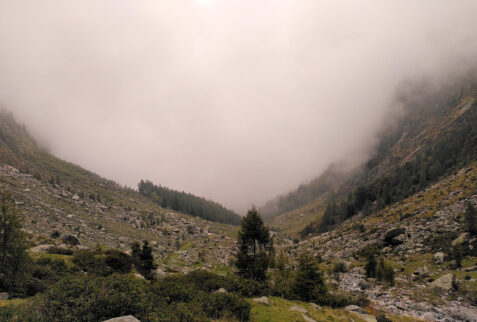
<box><xmin>430</xmin><ymin>273</ymin><xmax>454</xmax><ymax>291</ymax></box>
<box><xmin>103</xmin><ymin>316</ymin><xmax>140</xmax><ymax>322</ymax></box>
<box><xmin>345</xmin><ymin>305</ymin><xmax>367</xmax><ymax>314</ymax></box>
<box><xmin>253</xmin><ymin>296</ymin><xmax>270</xmax><ymax>305</ymax></box>
<box><xmin>132</xmin><ymin>273</ymin><xmax>145</xmax><ymax>280</ymax></box>
<box><xmin>433</xmin><ymin>252</ymin><xmax>445</xmax><ymax>264</ymax></box>
<box><xmin>62</xmin><ymin>235</ymin><xmax>80</xmax><ymax>246</ymax></box>
<box><xmin>288</xmin><ymin>306</ymin><xmax>308</xmax><ymax>314</ymax></box>
<box><xmin>451</xmin><ymin>233</ymin><xmax>468</xmax><ymax>246</ymax></box>
<box><xmin>28</xmin><ymin>245</ymin><xmax>55</xmax><ymax>253</ymax></box>
<box><xmin>0</xmin><ymin>292</ymin><xmax>9</xmax><ymax>300</ymax></box>
<box><xmin>353</xmin><ymin>313</ymin><xmax>377</xmax><ymax>322</ymax></box>
<box><xmin>214</xmin><ymin>288</ymin><xmax>227</xmax><ymax>294</ymax></box>
<box><xmin>384</xmin><ymin>228</ymin><xmax>406</xmax><ymax>245</ymax></box>
<box><xmin>301</xmin><ymin>314</ymin><xmax>316</xmax><ymax>322</ymax></box>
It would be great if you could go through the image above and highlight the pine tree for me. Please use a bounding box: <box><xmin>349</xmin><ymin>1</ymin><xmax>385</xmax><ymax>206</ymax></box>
<box><xmin>293</xmin><ymin>251</ymin><xmax>326</xmax><ymax>302</ymax></box>
<box><xmin>365</xmin><ymin>252</ymin><xmax>377</xmax><ymax>278</ymax></box>
<box><xmin>235</xmin><ymin>206</ymin><xmax>274</xmax><ymax>281</ymax></box>
<box><xmin>465</xmin><ymin>203</ymin><xmax>477</xmax><ymax>236</ymax></box>
<box><xmin>0</xmin><ymin>191</ymin><xmax>28</xmax><ymax>291</ymax></box>
<box><xmin>140</xmin><ymin>241</ymin><xmax>156</xmax><ymax>279</ymax></box>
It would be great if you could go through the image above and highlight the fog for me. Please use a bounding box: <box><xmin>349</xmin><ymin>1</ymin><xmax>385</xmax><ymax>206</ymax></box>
<box><xmin>0</xmin><ymin>1</ymin><xmax>476</xmax><ymax>213</ymax></box>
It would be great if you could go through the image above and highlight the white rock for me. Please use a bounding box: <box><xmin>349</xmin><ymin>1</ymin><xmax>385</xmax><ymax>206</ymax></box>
<box><xmin>253</xmin><ymin>296</ymin><xmax>270</xmax><ymax>305</ymax></box>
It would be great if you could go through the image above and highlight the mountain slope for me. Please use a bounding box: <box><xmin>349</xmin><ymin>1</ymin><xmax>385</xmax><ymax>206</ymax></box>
<box><xmin>0</xmin><ymin>110</ymin><xmax>238</xmax><ymax>271</ymax></box>
<box><xmin>263</xmin><ymin>76</ymin><xmax>477</xmax><ymax>237</ymax></box>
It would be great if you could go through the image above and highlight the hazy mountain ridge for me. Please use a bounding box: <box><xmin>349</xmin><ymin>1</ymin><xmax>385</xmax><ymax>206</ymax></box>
<box><xmin>263</xmin><ymin>77</ymin><xmax>477</xmax><ymax>236</ymax></box>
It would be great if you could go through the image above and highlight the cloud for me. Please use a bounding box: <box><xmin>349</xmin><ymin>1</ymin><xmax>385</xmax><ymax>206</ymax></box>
<box><xmin>0</xmin><ymin>0</ymin><xmax>476</xmax><ymax>213</ymax></box>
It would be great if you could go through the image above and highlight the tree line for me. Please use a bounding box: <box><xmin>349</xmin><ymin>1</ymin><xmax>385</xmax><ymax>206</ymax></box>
<box><xmin>138</xmin><ymin>180</ymin><xmax>241</xmax><ymax>225</ymax></box>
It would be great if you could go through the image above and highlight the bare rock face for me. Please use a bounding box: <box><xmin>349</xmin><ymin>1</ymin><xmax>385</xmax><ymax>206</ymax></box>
<box><xmin>103</xmin><ymin>316</ymin><xmax>140</xmax><ymax>322</ymax></box>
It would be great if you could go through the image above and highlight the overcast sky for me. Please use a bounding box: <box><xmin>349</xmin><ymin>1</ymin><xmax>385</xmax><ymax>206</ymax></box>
<box><xmin>0</xmin><ymin>1</ymin><xmax>476</xmax><ymax>213</ymax></box>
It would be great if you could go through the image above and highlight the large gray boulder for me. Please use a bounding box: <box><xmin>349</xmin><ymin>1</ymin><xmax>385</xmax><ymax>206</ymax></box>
<box><xmin>103</xmin><ymin>316</ymin><xmax>140</xmax><ymax>322</ymax></box>
<box><xmin>430</xmin><ymin>273</ymin><xmax>454</xmax><ymax>291</ymax></box>
<box><xmin>0</xmin><ymin>292</ymin><xmax>9</xmax><ymax>300</ymax></box>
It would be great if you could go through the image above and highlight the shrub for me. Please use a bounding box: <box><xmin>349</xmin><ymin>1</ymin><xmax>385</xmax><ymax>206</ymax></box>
<box><xmin>72</xmin><ymin>250</ymin><xmax>112</xmax><ymax>276</ymax></box>
<box><xmin>47</xmin><ymin>247</ymin><xmax>73</xmax><ymax>255</ymax></box>
<box><xmin>104</xmin><ymin>250</ymin><xmax>132</xmax><ymax>273</ymax></box>
<box><xmin>333</xmin><ymin>262</ymin><xmax>348</xmax><ymax>273</ymax></box>
<box><xmin>200</xmin><ymin>293</ymin><xmax>250</xmax><ymax>322</ymax></box>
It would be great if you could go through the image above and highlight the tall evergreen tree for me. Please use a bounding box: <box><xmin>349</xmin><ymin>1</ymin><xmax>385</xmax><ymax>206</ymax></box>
<box><xmin>235</xmin><ymin>206</ymin><xmax>274</xmax><ymax>281</ymax></box>
<box><xmin>0</xmin><ymin>191</ymin><xmax>28</xmax><ymax>291</ymax></box>
<box><xmin>465</xmin><ymin>203</ymin><xmax>477</xmax><ymax>236</ymax></box>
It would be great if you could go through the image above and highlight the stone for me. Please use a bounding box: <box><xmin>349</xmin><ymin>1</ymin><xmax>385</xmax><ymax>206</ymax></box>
<box><xmin>384</xmin><ymin>228</ymin><xmax>406</xmax><ymax>245</ymax></box>
<box><xmin>72</xmin><ymin>194</ymin><xmax>80</xmax><ymax>201</ymax></box>
<box><xmin>308</xmin><ymin>303</ymin><xmax>321</xmax><ymax>310</ymax></box>
<box><xmin>430</xmin><ymin>273</ymin><xmax>454</xmax><ymax>291</ymax></box>
<box><xmin>103</xmin><ymin>316</ymin><xmax>140</xmax><ymax>322</ymax></box>
<box><xmin>132</xmin><ymin>273</ymin><xmax>145</xmax><ymax>280</ymax></box>
<box><xmin>253</xmin><ymin>296</ymin><xmax>270</xmax><ymax>305</ymax></box>
<box><xmin>353</xmin><ymin>313</ymin><xmax>377</xmax><ymax>322</ymax></box>
<box><xmin>214</xmin><ymin>288</ymin><xmax>227</xmax><ymax>293</ymax></box>
<box><xmin>301</xmin><ymin>314</ymin><xmax>316</xmax><ymax>322</ymax></box>
<box><xmin>62</xmin><ymin>235</ymin><xmax>80</xmax><ymax>246</ymax></box>
<box><xmin>446</xmin><ymin>306</ymin><xmax>477</xmax><ymax>321</ymax></box>
<box><xmin>288</xmin><ymin>306</ymin><xmax>308</xmax><ymax>314</ymax></box>
<box><xmin>433</xmin><ymin>252</ymin><xmax>445</xmax><ymax>264</ymax></box>
<box><xmin>451</xmin><ymin>233</ymin><xmax>468</xmax><ymax>246</ymax></box>
<box><xmin>345</xmin><ymin>305</ymin><xmax>367</xmax><ymax>314</ymax></box>
<box><xmin>28</xmin><ymin>245</ymin><xmax>55</xmax><ymax>253</ymax></box>
<box><xmin>154</xmin><ymin>268</ymin><xmax>167</xmax><ymax>278</ymax></box>
<box><xmin>0</xmin><ymin>292</ymin><xmax>9</xmax><ymax>300</ymax></box>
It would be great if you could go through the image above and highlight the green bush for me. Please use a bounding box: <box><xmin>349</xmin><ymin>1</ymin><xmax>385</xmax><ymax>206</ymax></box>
<box><xmin>72</xmin><ymin>251</ymin><xmax>112</xmax><ymax>276</ymax></box>
<box><xmin>200</xmin><ymin>293</ymin><xmax>250</xmax><ymax>322</ymax></box>
<box><xmin>104</xmin><ymin>250</ymin><xmax>132</xmax><ymax>274</ymax></box>
<box><xmin>47</xmin><ymin>247</ymin><xmax>73</xmax><ymax>255</ymax></box>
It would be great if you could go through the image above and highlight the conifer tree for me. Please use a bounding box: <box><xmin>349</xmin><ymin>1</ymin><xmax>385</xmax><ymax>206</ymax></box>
<box><xmin>0</xmin><ymin>191</ymin><xmax>28</xmax><ymax>291</ymax></box>
<box><xmin>235</xmin><ymin>206</ymin><xmax>274</xmax><ymax>281</ymax></box>
<box><xmin>293</xmin><ymin>251</ymin><xmax>326</xmax><ymax>302</ymax></box>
